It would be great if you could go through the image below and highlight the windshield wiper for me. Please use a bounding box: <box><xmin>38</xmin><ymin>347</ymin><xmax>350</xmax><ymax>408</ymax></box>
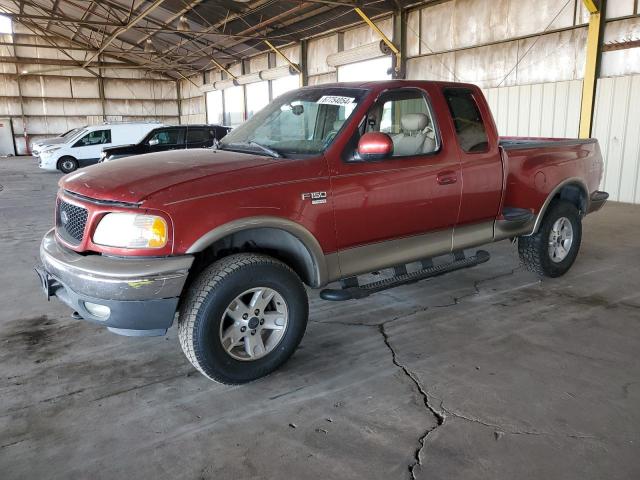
<box><xmin>248</xmin><ymin>141</ymin><xmax>283</xmax><ymax>158</ymax></box>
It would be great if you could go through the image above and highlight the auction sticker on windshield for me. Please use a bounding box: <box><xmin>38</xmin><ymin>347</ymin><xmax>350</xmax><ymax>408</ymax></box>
<box><xmin>317</xmin><ymin>95</ymin><xmax>355</xmax><ymax>106</ymax></box>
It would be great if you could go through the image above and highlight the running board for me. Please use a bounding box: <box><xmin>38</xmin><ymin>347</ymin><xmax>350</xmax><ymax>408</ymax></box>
<box><xmin>319</xmin><ymin>250</ymin><xmax>490</xmax><ymax>301</ymax></box>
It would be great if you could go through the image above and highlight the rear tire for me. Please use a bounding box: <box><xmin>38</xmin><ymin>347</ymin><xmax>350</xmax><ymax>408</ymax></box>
<box><xmin>178</xmin><ymin>253</ymin><xmax>308</xmax><ymax>384</ymax></box>
<box><xmin>518</xmin><ymin>200</ymin><xmax>582</xmax><ymax>278</ymax></box>
<box><xmin>58</xmin><ymin>156</ymin><xmax>78</xmax><ymax>173</ymax></box>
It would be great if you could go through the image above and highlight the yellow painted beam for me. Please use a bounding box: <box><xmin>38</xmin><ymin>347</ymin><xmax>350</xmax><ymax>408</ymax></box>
<box><xmin>579</xmin><ymin>9</ymin><xmax>601</xmax><ymax>138</ymax></box>
<box><xmin>264</xmin><ymin>40</ymin><xmax>301</xmax><ymax>75</ymax></box>
<box><xmin>582</xmin><ymin>0</ymin><xmax>599</xmax><ymax>14</ymax></box>
<box><xmin>354</xmin><ymin>7</ymin><xmax>401</xmax><ymax>72</ymax></box>
<box><xmin>211</xmin><ymin>59</ymin><xmax>237</xmax><ymax>80</ymax></box>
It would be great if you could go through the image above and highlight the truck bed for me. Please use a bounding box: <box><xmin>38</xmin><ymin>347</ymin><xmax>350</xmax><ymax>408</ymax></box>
<box><xmin>499</xmin><ymin>136</ymin><xmax>597</xmax><ymax>150</ymax></box>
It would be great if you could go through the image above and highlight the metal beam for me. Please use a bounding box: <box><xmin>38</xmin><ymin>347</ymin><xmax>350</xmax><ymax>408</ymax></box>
<box><xmin>354</xmin><ymin>6</ymin><xmax>401</xmax><ymax>73</ymax></box>
<box><xmin>3</xmin><ymin>12</ymin><xmax>126</xmax><ymax>27</ymax></box>
<box><xmin>579</xmin><ymin>0</ymin><xmax>606</xmax><ymax>139</ymax></box>
<box><xmin>264</xmin><ymin>40</ymin><xmax>301</xmax><ymax>74</ymax></box>
<box><xmin>81</xmin><ymin>0</ymin><xmax>166</xmax><ymax>68</ymax></box>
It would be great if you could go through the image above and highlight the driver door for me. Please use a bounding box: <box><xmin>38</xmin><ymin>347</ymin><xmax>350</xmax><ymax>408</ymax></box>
<box><xmin>71</xmin><ymin>128</ymin><xmax>112</xmax><ymax>166</ymax></box>
<box><xmin>329</xmin><ymin>86</ymin><xmax>462</xmax><ymax>277</ymax></box>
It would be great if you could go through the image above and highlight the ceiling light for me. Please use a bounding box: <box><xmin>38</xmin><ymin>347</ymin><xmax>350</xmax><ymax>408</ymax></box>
<box><xmin>144</xmin><ymin>38</ymin><xmax>157</xmax><ymax>53</ymax></box>
<box><xmin>177</xmin><ymin>16</ymin><xmax>190</xmax><ymax>32</ymax></box>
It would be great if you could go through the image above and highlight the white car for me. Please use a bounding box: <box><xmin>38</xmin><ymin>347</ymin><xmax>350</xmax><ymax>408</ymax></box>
<box><xmin>38</xmin><ymin>122</ymin><xmax>163</xmax><ymax>173</ymax></box>
<box><xmin>32</xmin><ymin>128</ymin><xmax>84</xmax><ymax>156</ymax></box>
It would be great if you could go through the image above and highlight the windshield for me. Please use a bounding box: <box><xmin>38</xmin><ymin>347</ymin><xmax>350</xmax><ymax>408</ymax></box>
<box><xmin>65</xmin><ymin>128</ymin><xmax>87</xmax><ymax>144</ymax></box>
<box><xmin>219</xmin><ymin>87</ymin><xmax>367</xmax><ymax>157</ymax></box>
<box><xmin>62</xmin><ymin>128</ymin><xmax>80</xmax><ymax>138</ymax></box>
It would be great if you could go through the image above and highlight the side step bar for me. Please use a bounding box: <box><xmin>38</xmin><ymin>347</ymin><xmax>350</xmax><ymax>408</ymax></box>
<box><xmin>320</xmin><ymin>250</ymin><xmax>490</xmax><ymax>301</ymax></box>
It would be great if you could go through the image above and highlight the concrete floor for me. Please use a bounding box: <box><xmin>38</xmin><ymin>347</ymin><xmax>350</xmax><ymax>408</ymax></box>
<box><xmin>1</xmin><ymin>156</ymin><xmax>639</xmax><ymax>480</ymax></box>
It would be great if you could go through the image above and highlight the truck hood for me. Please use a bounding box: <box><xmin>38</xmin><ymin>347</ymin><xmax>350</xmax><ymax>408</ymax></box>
<box><xmin>61</xmin><ymin>149</ymin><xmax>280</xmax><ymax>204</ymax></box>
<box><xmin>34</xmin><ymin>137</ymin><xmax>65</xmax><ymax>148</ymax></box>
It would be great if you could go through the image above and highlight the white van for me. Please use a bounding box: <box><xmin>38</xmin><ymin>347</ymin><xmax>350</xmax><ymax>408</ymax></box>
<box><xmin>32</xmin><ymin>127</ymin><xmax>85</xmax><ymax>156</ymax></box>
<box><xmin>38</xmin><ymin>122</ymin><xmax>163</xmax><ymax>173</ymax></box>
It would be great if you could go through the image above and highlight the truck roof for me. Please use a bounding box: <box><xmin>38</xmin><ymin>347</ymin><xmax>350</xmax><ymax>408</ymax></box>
<box><xmin>300</xmin><ymin>79</ymin><xmax>481</xmax><ymax>91</ymax></box>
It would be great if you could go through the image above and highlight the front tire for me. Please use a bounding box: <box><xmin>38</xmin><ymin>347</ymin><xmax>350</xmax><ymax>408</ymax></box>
<box><xmin>58</xmin><ymin>156</ymin><xmax>78</xmax><ymax>173</ymax></box>
<box><xmin>518</xmin><ymin>200</ymin><xmax>582</xmax><ymax>277</ymax></box>
<box><xmin>178</xmin><ymin>253</ymin><xmax>309</xmax><ymax>384</ymax></box>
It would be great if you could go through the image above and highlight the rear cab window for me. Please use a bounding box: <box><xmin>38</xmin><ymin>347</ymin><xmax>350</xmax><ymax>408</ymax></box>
<box><xmin>443</xmin><ymin>88</ymin><xmax>489</xmax><ymax>153</ymax></box>
<box><xmin>186</xmin><ymin>128</ymin><xmax>212</xmax><ymax>145</ymax></box>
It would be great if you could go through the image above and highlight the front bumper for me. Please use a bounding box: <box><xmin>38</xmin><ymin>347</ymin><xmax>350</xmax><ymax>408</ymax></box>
<box><xmin>37</xmin><ymin>229</ymin><xmax>194</xmax><ymax>336</ymax></box>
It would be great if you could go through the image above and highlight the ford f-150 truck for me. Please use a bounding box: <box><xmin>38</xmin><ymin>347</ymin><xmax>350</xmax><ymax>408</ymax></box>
<box><xmin>36</xmin><ymin>80</ymin><xmax>608</xmax><ymax>384</ymax></box>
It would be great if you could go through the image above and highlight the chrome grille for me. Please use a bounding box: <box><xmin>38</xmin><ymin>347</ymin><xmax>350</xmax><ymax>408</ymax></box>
<box><xmin>56</xmin><ymin>199</ymin><xmax>88</xmax><ymax>245</ymax></box>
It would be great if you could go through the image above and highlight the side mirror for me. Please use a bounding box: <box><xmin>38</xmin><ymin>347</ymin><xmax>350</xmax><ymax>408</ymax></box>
<box><xmin>148</xmin><ymin>138</ymin><xmax>159</xmax><ymax>146</ymax></box>
<box><xmin>357</xmin><ymin>132</ymin><xmax>393</xmax><ymax>161</ymax></box>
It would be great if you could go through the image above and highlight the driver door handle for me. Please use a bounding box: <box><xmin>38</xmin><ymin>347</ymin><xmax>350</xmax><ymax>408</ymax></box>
<box><xmin>437</xmin><ymin>171</ymin><xmax>458</xmax><ymax>185</ymax></box>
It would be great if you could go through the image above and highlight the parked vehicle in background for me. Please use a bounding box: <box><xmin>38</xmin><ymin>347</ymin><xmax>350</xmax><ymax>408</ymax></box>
<box><xmin>100</xmin><ymin>124</ymin><xmax>231</xmax><ymax>162</ymax></box>
<box><xmin>37</xmin><ymin>80</ymin><xmax>608</xmax><ymax>385</ymax></box>
<box><xmin>38</xmin><ymin>122</ymin><xmax>163</xmax><ymax>173</ymax></box>
<box><xmin>32</xmin><ymin>127</ymin><xmax>84</xmax><ymax>156</ymax></box>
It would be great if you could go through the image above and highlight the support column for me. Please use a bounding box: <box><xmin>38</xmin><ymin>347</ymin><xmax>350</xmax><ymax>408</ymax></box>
<box><xmin>392</xmin><ymin>8</ymin><xmax>407</xmax><ymax>79</ymax></box>
<box><xmin>300</xmin><ymin>39</ymin><xmax>308</xmax><ymax>87</ymax></box>
<box><xmin>579</xmin><ymin>0</ymin><xmax>606</xmax><ymax>138</ymax></box>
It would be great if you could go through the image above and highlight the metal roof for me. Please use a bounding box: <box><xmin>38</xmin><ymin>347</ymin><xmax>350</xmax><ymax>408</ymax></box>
<box><xmin>0</xmin><ymin>0</ymin><xmax>417</xmax><ymax>79</ymax></box>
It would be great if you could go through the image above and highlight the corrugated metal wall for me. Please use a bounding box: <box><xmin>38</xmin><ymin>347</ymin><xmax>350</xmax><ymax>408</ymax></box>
<box><xmin>483</xmin><ymin>80</ymin><xmax>583</xmax><ymax>138</ymax></box>
<box><xmin>593</xmin><ymin>75</ymin><xmax>640</xmax><ymax>204</ymax></box>
<box><xmin>179</xmin><ymin>74</ymin><xmax>207</xmax><ymax>125</ymax></box>
<box><xmin>0</xmin><ymin>25</ymin><xmax>180</xmax><ymax>155</ymax></box>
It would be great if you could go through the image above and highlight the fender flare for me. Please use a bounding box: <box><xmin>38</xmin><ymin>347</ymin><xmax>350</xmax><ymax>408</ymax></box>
<box><xmin>531</xmin><ymin>177</ymin><xmax>589</xmax><ymax>234</ymax></box>
<box><xmin>186</xmin><ymin>216</ymin><xmax>330</xmax><ymax>287</ymax></box>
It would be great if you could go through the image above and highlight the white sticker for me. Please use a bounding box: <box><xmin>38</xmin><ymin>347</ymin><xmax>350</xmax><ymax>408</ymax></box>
<box><xmin>317</xmin><ymin>95</ymin><xmax>355</xmax><ymax>106</ymax></box>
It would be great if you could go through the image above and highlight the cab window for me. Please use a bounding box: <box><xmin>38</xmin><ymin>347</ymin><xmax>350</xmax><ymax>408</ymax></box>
<box><xmin>443</xmin><ymin>88</ymin><xmax>489</xmax><ymax>153</ymax></box>
<box><xmin>349</xmin><ymin>88</ymin><xmax>439</xmax><ymax>159</ymax></box>
<box><xmin>148</xmin><ymin>128</ymin><xmax>184</xmax><ymax>146</ymax></box>
<box><xmin>73</xmin><ymin>129</ymin><xmax>111</xmax><ymax>147</ymax></box>
<box><xmin>186</xmin><ymin>128</ymin><xmax>211</xmax><ymax>145</ymax></box>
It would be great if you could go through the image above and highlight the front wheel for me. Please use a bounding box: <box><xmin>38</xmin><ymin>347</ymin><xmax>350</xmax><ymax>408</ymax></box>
<box><xmin>58</xmin><ymin>156</ymin><xmax>78</xmax><ymax>173</ymax></box>
<box><xmin>518</xmin><ymin>200</ymin><xmax>582</xmax><ymax>277</ymax></box>
<box><xmin>178</xmin><ymin>253</ymin><xmax>308</xmax><ymax>384</ymax></box>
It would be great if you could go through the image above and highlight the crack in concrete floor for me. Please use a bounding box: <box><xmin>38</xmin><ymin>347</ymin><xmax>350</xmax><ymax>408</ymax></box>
<box><xmin>311</xmin><ymin>266</ymin><xmax>521</xmax><ymax>478</ymax></box>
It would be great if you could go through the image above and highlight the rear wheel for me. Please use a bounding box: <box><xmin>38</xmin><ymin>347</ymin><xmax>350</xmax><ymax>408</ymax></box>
<box><xmin>178</xmin><ymin>253</ymin><xmax>308</xmax><ymax>384</ymax></box>
<box><xmin>518</xmin><ymin>200</ymin><xmax>582</xmax><ymax>277</ymax></box>
<box><xmin>58</xmin><ymin>156</ymin><xmax>78</xmax><ymax>173</ymax></box>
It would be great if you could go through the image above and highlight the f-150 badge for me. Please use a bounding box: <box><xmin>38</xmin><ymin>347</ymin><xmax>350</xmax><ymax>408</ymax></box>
<box><xmin>301</xmin><ymin>191</ymin><xmax>327</xmax><ymax>205</ymax></box>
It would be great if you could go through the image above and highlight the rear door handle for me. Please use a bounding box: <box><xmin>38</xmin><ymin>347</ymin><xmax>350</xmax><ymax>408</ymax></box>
<box><xmin>437</xmin><ymin>171</ymin><xmax>457</xmax><ymax>185</ymax></box>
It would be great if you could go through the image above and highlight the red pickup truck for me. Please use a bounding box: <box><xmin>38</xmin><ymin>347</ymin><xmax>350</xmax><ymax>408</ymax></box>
<box><xmin>37</xmin><ymin>80</ymin><xmax>608</xmax><ymax>384</ymax></box>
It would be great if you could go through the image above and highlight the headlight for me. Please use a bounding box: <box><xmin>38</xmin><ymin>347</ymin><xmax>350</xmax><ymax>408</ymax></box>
<box><xmin>93</xmin><ymin>213</ymin><xmax>168</xmax><ymax>249</ymax></box>
<box><xmin>41</xmin><ymin>146</ymin><xmax>61</xmax><ymax>156</ymax></box>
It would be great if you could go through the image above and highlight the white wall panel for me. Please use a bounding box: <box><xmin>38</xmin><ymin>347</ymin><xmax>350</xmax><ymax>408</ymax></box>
<box><xmin>343</xmin><ymin>17</ymin><xmax>393</xmax><ymax>50</ymax></box>
<box><xmin>275</xmin><ymin>45</ymin><xmax>300</xmax><ymax>67</ymax></box>
<box><xmin>482</xmin><ymin>80</ymin><xmax>582</xmax><ymax>138</ymax></box>
<box><xmin>601</xmin><ymin>18</ymin><xmax>640</xmax><ymax>78</ymax></box>
<box><xmin>307</xmin><ymin>35</ymin><xmax>338</xmax><ymax>75</ymax></box>
<box><xmin>307</xmin><ymin>72</ymin><xmax>337</xmax><ymax>85</ymax></box>
<box><xmin>249</xmin><ymin>54</ymin><xmax>269</xmax><ymax>73</ymax></box>
<box><xmin>593</xmin><ymin>75</ymin><xmax>640</xmax><ymax>204</ymax></box>
<box><xmin>406</xmin><ymin>53</ymin><xmax>456</xmax><ymax>81</ymax></box>
<box><xmin>70</xmin><ymin>78</ymin><xmax>99</xmax><ymax>98</ymax></box>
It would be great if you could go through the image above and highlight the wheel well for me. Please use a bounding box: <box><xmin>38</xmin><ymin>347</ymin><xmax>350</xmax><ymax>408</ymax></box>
<box><xmin>187</xmin><ymin>227</ymin><xmax>319</xmax><ymax>289</ymax></box>
<box><xmin>554</xmin><ymin>183</ymin><xmax>588</xmax><ymax>215</ymax></box>
<box><xmin>57</xmin><ymin>156</ymin><xmax>77</xmax><ymax>167</ymax></box>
